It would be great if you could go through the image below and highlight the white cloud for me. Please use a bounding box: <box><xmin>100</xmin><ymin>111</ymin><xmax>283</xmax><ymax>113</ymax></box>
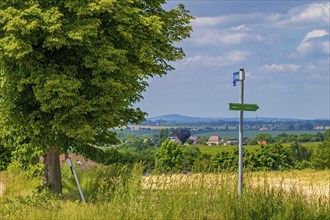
<box><xmin>223</xmin><ymin>50</ymin><xmax>250</xmax><ymax>64</ymax></box>
<box><xmin>192</xmin><ymin>16</ymin><xmax>229</xmax><ymax>27</ymax></box>
<box><xmin>192</xmin><ymin>13</ymin><xmax>283</xmax><ymax>28</ymax></box>
<box><xmin>190</xmin><ymin>28</ymin><xmax>264</xmax><ymax>47</ymax></box>
<box><xmin>296</xmin><ymin>29</ymin><xmax>329</xmax><ymax>56</ymax></box>
<box><xmin>188</xmin><ymin>3</ymin><xmax>329</xmax><ymax>49</ymax></box>
<box><xmin>302</xmin><ymin>29</ymin><xmax>328</xmax><ymax>43</ymax></box>
<box><xmin>192</xmin><ymin>3</ymin><xmax>329</xmax><ymax>30</ymax></box>
<box><xmin>184</xmin><ymin>51</ymin><xmax>250</xmax><ymax>67</ymax></box>
<box><xmin>289</xmin><ymin>3</ymin><xmax>329</xmax><ymax>23</ymax></box>
<box><xmin>231</xmin><ymin>25</ymin><xmax>251</xmax><ymax>32</ymax></box>
<box><xmin>279</xmin><ymin>3</ymin><xmax>330</xmax><ymax>27</ymax></box>
<box><xmin>259</xmin><ymin>64</ymin><xmax>301</xmax><ymax>73</ymax></box>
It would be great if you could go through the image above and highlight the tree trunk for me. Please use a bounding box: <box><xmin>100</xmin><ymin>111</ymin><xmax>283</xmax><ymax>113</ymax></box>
<box><xmin>44</xmin><ymin>148</ymin><xmax>62</xmax><ymax>193</ymax></box>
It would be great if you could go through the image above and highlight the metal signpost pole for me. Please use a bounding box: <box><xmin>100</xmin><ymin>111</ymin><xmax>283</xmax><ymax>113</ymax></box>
<box><xmin>238</xmin><ymin>69</ymin><xmax>245</xmax><ymax>197</ymax></box>
<box><xmin>230</xmin><ymin>69</ymin><xmax>259</xmax><ymax>197</ymax></box>
<box><xmin>67</xmin><ymin>157</ymin><xmax>86</xmax><ymax>203</ymax></box>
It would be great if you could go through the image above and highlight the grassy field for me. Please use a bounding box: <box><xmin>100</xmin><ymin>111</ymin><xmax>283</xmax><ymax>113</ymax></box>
<box><xmin>192</xmin><ymin>142</ymin><xmax>321</xmax><ymax>155</ymax></box>
<box><xmin>0</xmin><ymin>165</ymin><xmax>329</xmax><ymax>219</ymax></box>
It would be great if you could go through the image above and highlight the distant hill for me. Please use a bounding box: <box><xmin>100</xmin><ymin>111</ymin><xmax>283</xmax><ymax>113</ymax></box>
<box><xmin>147</xmin><ymin>114</ymin><xmax>219</xmax><ymax>123</ymax></box>
<box><xmin>147</xmin><ymin>114</ymin><xmax>306</xmax><ymax>123</ymax></box>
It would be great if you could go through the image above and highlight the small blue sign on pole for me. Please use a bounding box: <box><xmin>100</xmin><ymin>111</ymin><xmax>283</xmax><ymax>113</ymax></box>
<box><xmin>233</xmin><ymin>71</ymin><xmax>240</xmax><ymax>86</ymax></box>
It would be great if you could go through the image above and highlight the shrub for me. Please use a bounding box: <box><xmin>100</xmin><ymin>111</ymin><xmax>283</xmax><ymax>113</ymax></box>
<box><xmin>311</xmin><ymin>138</ymin><xmax>330</xmax><ymax>169</ymax></box>
<box><xmin>154</xmin><ymin>140</ymin><xmax>183</xmax><ymax>173</ymax></box>
<box><xmin>0</xmin><ymin>143</ymin><xmax>11</xmax><ymax>170</ymax></box>
<box><xmin>254</xmin><ymin>144</ymin><xmax>295</xmax><ymax>171</ymax></box>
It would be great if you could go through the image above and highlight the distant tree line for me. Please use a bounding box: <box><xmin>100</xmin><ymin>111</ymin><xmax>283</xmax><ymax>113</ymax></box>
<box><xmin>142</xmin><ymin>119</ymin><xmax>330</xmax><ymax>131</ymax></box>
<box><xmin>246</xmin><ymin>132</ymin><xmax>327</xmax><ymax>145</ymax></box>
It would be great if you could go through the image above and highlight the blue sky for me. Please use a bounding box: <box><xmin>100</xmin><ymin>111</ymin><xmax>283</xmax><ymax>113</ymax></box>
<box><xmin>137</xmin><ymin>1</ymin><xmax>330</xmax><ymax>119</ymax></box>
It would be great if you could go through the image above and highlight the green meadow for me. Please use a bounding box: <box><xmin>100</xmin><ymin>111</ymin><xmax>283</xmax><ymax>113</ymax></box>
<box><xmin>0</xmin><ymin>164</ymin><xmax>329</xmax><ymax>220</ymax></box>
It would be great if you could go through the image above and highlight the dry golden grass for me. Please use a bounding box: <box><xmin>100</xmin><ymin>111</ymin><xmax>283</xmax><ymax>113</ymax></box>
<box><xmin>247</xmin><ymin>170</ymin><xmax>329</xmax><ymax>198</ymax></box>
<box><xmin>142</xmin><ymin>170</ymin><xmax>330</xmax><ymax>198</ymax></box>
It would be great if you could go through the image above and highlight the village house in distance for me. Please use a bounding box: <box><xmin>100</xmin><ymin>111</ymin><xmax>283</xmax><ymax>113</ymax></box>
<box><xmin>168</xmin><ymin>135</ymin><xmax>239</xmax><ymax>146</ymax></box>
<box><xmin>206</xmin><ymin>136</ymin><xmax>222</xmax><ymax>146</ymax></box>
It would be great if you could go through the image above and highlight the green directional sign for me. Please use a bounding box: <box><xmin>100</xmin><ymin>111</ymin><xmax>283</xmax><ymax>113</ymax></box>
<box><xmin>229</xmin><ymin>103</ymin><xmax>259</xmax><ymax>111</ymax></box>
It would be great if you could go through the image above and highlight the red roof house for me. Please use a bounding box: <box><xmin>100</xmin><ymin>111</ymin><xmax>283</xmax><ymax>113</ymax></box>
<box><xmin>206</xmin><ymin>136</ymin><xmax>222</xmax><ymax>146</ymax></box>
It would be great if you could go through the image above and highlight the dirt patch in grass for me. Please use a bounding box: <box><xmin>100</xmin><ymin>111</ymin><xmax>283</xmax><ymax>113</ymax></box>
<box><xmin>60</xmin><ymin>153</ymin><xmax>101</xmax><ymax>170</ymax></box>
<box><xmin>0</xmin><ymin>181</ymin><xmax>4</xmax><ymax>196</ymax></box>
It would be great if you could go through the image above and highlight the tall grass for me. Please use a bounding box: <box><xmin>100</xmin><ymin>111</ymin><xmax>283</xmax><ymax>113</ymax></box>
<box><xmin>0</xmin><ymin>165</ymin><xmax>329</xmax><ymax>219</ymax></box>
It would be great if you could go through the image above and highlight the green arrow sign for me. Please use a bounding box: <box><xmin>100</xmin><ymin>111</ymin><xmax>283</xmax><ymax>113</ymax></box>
<box><xmin>229</xmin><ymin>103</ymin><xmax>259</xmax><ymax>111</ymax></box>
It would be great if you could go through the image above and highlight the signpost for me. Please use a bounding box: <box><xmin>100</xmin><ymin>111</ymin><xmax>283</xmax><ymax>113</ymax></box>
<box><xmin>229</xmin><ymin>103</ymin><xmax>259</xmax><ymax>111</ymax></box>
<box><xmin>229</xmin><ymin>69</ymin><xmax>259</xmax><ymax>197</ymax></box>
<box><xmin>67</xmin><ymin>157</ymin><xmax>86</xmax><ymax>203</ymax></box>
<box><xmin>233</xmin><ymin>71</ymin><xmax>240</xmax><ymax>86</ymax></box>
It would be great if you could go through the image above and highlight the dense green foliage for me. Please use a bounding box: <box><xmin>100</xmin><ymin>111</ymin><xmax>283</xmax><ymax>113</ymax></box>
<box><xmin>0</xmin><ymin>0</ymin><xmax>192</xmax><ymax>162</ymax></box>
<box><xmin>253</xmin><ymin>144</ymin><xmax>295</xmax><ymax>171</ymax></box>
<box><xmin>311</xmin><ymin>137</ymin><xmax>330</xmax><ymax>169</ymax></box>
<box><xmin>0</xmin><ymin>142</ymin><xmax>10</xmax><ymax>170</ymax></box>
<box><xmin>48</xmin><ymin>130</ymin><xmax>330</xmax><ymax>173</ymax></box>
<box><xmin>98</xmin><ymin>131</ymin><xmax>328</xmax><ymax>173</ymax></box>
<box><xmin>53</xmin><ymin>139</ymin><xmax>327</xmax><ymax>174</ymax></box>
<box><xmin>253</xmin><ymin>133</ymin><xmax>274</xmax><ymax>144</ymax></box>
<box><xmin>154</xmin><ymin>140</ymin><xmax>183</xmax><ymax>172</ymax></box>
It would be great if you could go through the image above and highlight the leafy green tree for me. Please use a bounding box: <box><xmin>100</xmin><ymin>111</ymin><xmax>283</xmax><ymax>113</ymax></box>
<box><xmin>254</xmin><ymin>133</ymin><xmax>274</xmax><ymax>144</ymax></box>
<box><xmin>312</xmin><ymin>132</ymin><xmax>324</xmax><ymax>142</ymax></box>
<box><xmin>103</xmin><ymin>148</ymin><xmax>125</xmax><ymax>165</ymax></box>
<box><xmin>171</xmin><ymin>128</ymin><xmax>179</xmax><ymax>137</ymax></box>
<box><xmin>158</xmin><ymin>129</ymin><xmax>169</xmax><ymax>139</ymax></box>
<box><xmin>0</xmin><ymin>141</ymin><xmax>11</xmax><ymax>170</ymax></box>
<box><xmin>274</xmin><ymin>133</ymin><xmax>298</xmax><ymax>143</ymax></box>
<box><xmin>157</xmin><ymin>128</ymin><xmax>170</xmax><ymax>144</ymax></box>
<box><xmin>70</xmin><ymin>144</ymin><xmax>106</xmax><ymax>164</ymax></box>
<box><xmin>323</xmin><ymin>129</ymin><xmax>330</xmax><ymax>139</ymax></box>
<box><xmin>290</xmin><ymin>142</ymin><xmax>312</xmax><ymax>162</ymax></box>
<box><xmin>311</xmin><ymin>138</ymin><xmax>330</xmax><ymax>169</ymax></box>
<box><xmin>192</xmin><ymin>153</ymin><xmax>212</xmax><ymax>173</ymax></box>
<box><xmin>212</xmin><ymin>149</ymin><xmax>238</xmax><ymax>172</ymax></box>
<box><xmin>0</xmin><ymin>0</ymin><xmax>192</xmax><ymax>193</ymax></box>
<box><xmin>289</xmin><ymin>142</ymin><xmax>313</xmax><ymax>169</ymax></box>
<box><xmin>182</xmin><ymin>146</ymin><xmax>200</xmax><ymax>171</ymax></box>
<box><xmin>297</xmin><ymin>134</ymin><xmax>314</xmax><ymax>142</ymax></box>
<box><xmin>155</xmin><ymin>140</ymin><xmax>183</xmax><ymax>173</ymax></box>
<box><xmin>254</xmin><ymin>144</ymin><xmax>294</xmax><ymax>171</ymax></box>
